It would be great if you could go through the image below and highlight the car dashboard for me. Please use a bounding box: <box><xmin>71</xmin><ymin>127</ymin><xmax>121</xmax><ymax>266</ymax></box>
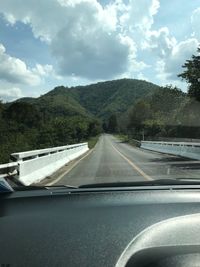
<box><xmin>1</xmin><ymin>185</ymin><xmax>200</xmax><ymax>266</ymax></box>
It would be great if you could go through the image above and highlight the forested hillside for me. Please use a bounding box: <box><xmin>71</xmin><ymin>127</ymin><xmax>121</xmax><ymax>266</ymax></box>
<box><xmin>119</xmin><ymin>86</ymin><xmax>188</xmax><ymax>140</ymax></box>
<box><xmin>0</xmin><ymin>79</ymin><xmax>158</xmax><ymax>163</ymax></box>
<box><xmin>67</xmin><ymin>79</ymin><xmax>160</xmax><ymax>119</ymax></box>
<box><xmin>0</xmin><ymin>78</ymin><xmax>159</xmax><ymax>163</ymax></box>
<box><xmin>0</xmin><ymin>99</ymin><xmax>101</xmax><ymax>163</ymax></box>
<box><xmin>40</xmin><ymin>79</ymin><xmax>160</xmax><ymax>119</ymax></box>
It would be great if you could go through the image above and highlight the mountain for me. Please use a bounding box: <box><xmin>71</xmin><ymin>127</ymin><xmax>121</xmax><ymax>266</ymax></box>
<box><xmin>35</xmin><ymin>78</ymin><xmax>160</xmax><ymax>120</ymax></box>
<box><xmin>0</xmin><ymin>79</ymin><xmax>176</xmax><ymax>164</ymax></box>
<box><xmin>37</xmin><ymin>92</ymin><xmax>90</xmax><ymax>118</ymax></box>
<box><xmin>71</xmin><ymin>79</ymin><xmax>160</xmax><ymax>119</ymax></box>
<box><xmin>16</xmin><ymin>88</ymin><xmax>91</xmax><ymax>119</ymax></box>
<box><xmin>14</xmin><ymin>78</ymin><xmax>160</xmax><ymax>121</ymax></box>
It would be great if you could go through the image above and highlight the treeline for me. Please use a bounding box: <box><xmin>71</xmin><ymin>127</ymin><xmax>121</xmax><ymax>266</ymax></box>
<box><xmin>107</xmin><ymin>45</ymin><xmax>200</xmax><ymax>140</ymax></box>
<box><xmin>108</xmin><ymin>86</ymin><xmax>200</xmax><ymax>140</ymax></box>
<box><xmin>119</xmin><ymin>86</ymin><xmax>196</xmax><ymax>140</ymax></box>
<box><xmin>0</xmin><ymin>78</ymin><xmax>159</xmax><ymax>164</ymax></box>
<box><xmin>0</xmin><ymin>101</ymin><xmax>101</xmax><ymax>163</ymax></box>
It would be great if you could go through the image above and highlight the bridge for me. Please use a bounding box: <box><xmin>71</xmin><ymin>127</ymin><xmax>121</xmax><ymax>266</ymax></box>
<box><xmin>1</xmin><ymin>134</ymin><xmax>200</xmax><ymax>187</ymax></box>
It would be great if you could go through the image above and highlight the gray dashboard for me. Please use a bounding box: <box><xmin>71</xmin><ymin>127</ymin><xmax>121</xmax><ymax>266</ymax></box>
<box><xmin>1</xmin><ymin>187</ymin><xmax>200</xmax><ymax>266</ymax></box>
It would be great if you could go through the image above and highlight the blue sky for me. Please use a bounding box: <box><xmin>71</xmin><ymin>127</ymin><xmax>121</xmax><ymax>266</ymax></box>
<box><xmin>0</xmin><ymin>0</ymin><xmax>200</xmax><ymax>101</ymax></box>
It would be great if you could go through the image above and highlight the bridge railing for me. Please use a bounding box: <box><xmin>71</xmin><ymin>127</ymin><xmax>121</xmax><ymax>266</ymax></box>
<box><xmin>0</xmin><ymin>142</ymin><xmax>89</xmax><ymax>186</ymax></box>
<box><xmin>141</xmin><ymin>141</ymin><xmax>200</xmax><ymax>160</ymax></box>
<box><xmin>0</xmin><ymin>162</ymin><xmax>18</xmax><ymax>179</ymax></box>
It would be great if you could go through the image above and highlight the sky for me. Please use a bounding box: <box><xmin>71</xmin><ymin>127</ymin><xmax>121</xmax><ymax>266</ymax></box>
<box><xmin>0</xmin><ymin>0</ymin><xmax>200</xmax><ymax>101</ymax></box>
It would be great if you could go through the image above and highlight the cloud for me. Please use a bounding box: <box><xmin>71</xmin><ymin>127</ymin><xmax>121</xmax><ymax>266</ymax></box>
<box><xmin>32</xmin><ymin>64</ymin><xmax>60</xmax><ymax>78</ymax></box>
<box><xmin>0</xmin><ymin>87</ymin><xmax>24</xmax><ymax>101</ymax></box>
<box><xmin>140</xmin><ymin>6</ymin><xmax>200</xmax><ymax>85</ymax></box>
<box><xmin>51</xmin><ymin>29</ymin><xmax>136</xmax><ymax>79</ymax></box>
<box><xmin>0</xmin><ymin>43</ymin><xmax>41</xmax><ymax>85</ymax></box>
<box><xmin>137</xmin><ymin>72</ymin><xmax>149</xmax><ymax>81</ymax></box>
<box><xmin>156</xmin><ymin>38</ymin><xmax>199</xmax><ymax>82</ymax></box>
<box><xmin>0</xmin><ymin>0</ymin><xmax>144</xmax><ymax>80</ymax></box>
<box><xmin>191</xmin><ymin>8</ymin><xmax>200</xmax><ymax>40</ymax></box>
<box><xmin>0</xmin><ymin>0</ymin><xmax>198</xmax><ymax>87</ymax></box>
<box><xmin>120</xmin><ymin>0</ymin><xmax>160</xmax><ymax>32</ymax></box>
<box><xmin>146</xmin><ymin>27</ymin><xmax>177</xmax><ymax>58</ymax></box>
<box><xmin>120</xmin><ymin>0</ymin><xmax>160</xmax><ymax>46</ymax></box>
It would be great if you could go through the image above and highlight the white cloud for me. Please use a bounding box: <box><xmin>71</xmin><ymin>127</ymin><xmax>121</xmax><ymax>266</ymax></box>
<box><xmin>146</xmin><ymin>27</ymin><xmax>177</xmax><ymax>58</ymax></box>
<box><xmin>191</xmin><ymin>8</ymin><xmax>200</xmax><ymax>40</ymax></box>
<box><xmin>120</xmin><ymin>0</ymin><xmax>160</xmax><ymax>45</ymax></box>
<box><xmin>119</xmin><ymin>0</ymin><xmax>177</xmax><ymax>66</ymax></box>
<box><xmin>124</xmin><ymin>3</ymin><xmax>200</xmax><ymax>86</ymax></box>
<box><xmin>156</xmin><ymin>38</ymin><xmax>199</xmax><ymax>84</ymax></box>
<box><xmin>137</xmin><ymin>72</ymin><xmax>149</xmax><ymax>81</ymax></box>
<box><xmin>0</xmin><ymin>0</ymin><xmax>65</xmax><ymax>42</ymax></box>
<box><xmin>0</xmin><ymin>0</ymin><xmax>144</xmax><ymax>80</ymax></box>
<box><xmin>51</xmin><ymin>22</ymin><xmax>135</xmax><ymax>79</ymax></box>
<box><xmin>0</xmin><ymin>43</ymin><xmax>41</xmax><ymax>85</ymax></box>
<box><xmin>144</xmin><ymin>7</ymin><xmax>200</xmax><ymax>86</ymax></box>
<box><xmin>0</xmin><ymin>87</ymin><xmax>24</xmax><ymax>101</ymax></box>
<box><xmin>0</xmin><ymin>0</ymin><xmax>198</xmax><ymax>88</ymax></box>
<box><xmin>32</xmin><ymin>64</ymin><xmax>59</xmax><ymax>78</ymax></box>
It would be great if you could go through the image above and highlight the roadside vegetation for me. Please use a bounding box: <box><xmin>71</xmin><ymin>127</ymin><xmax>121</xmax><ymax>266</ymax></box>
<box><xmin>0</xmin><ymin>101</ymin><xmax>102</xmax><ymax>163</ymax></box>
<box><xmin>112</xmin><ymin>46</ymin><xmax>200</xmax><ymax>143</ymax></box>
<box><xmin>115</xmin><ymin>134</ymin><xmax>141</xmax><ymax>147</ymax></box>
<box><xmin>88</xmin><ymin>135</ymin><xmax>100</xmax><ymax>149</ymax></box>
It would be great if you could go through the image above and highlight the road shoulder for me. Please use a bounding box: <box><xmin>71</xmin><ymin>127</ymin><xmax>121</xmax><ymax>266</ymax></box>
<box><xmin>34</xmin><ymin>149</ymin><xmax>93</xmax><ymax>186</ymax></box>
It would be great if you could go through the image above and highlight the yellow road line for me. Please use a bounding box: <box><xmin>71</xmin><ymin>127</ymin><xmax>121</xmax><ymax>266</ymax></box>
<box><xmin>46</xmin><ymin>149</ymin><xmax>94</xmax><ymax>186</ymax></box>
<box><xmin>111</xmin><ymin>143</ymin><xmax>153</xmax><ymax>181</ymax></box>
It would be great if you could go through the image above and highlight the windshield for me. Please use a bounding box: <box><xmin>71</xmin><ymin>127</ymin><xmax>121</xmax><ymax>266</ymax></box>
<box><xmin>0</xmin><ymin>0</ymin><xmax>200</xmax><ymax>190</ymax></box>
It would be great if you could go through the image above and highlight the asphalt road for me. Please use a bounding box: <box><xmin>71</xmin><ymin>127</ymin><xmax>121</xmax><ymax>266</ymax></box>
<box><xmin>56</xmin><ymin>134</ymin><xmax>200</xmax><ymax>186</ymax></box>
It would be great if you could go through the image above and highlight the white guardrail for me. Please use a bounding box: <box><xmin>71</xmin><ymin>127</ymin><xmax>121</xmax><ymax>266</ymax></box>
<box><xmin>0</xmin><ymin>162</ymin><xmax>18</xmax><ymax>178</ymax></box>
<box><xmin>141</xmin><ymin>141</ymin><xmax>200</xmax><ymax>160</ymax></box>
<box><xmin>0</xmin><ymin>143</ymin><xmax>89</xmax><ymax>186</ymax></box>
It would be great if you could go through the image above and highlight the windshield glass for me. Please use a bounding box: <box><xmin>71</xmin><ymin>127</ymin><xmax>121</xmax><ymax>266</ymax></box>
<box><xmin>0</xmin><ymin>0</ymin><xmax>200</xmax><ymax>189</ymax></box>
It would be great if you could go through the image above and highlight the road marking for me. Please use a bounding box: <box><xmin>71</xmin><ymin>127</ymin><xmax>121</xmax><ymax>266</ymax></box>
<box><xmin>46</xmin><ymin>149</ymin><xmax>94</xmax><ymax>186</ymax></box>
<box><xmin>111</xmin><ymin>143</ymin><xmax>153</xmax><ymax>181</ymax></box>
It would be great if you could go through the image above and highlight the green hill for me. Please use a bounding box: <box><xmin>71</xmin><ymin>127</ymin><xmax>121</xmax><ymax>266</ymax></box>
<box><xmin>1</xmin><ymin>78</ymin><xmax>187</xmax><ymax>164</ymax></box>
<box><xmin>15</xmin><ymin>78</ymin><xmax>160</xmax><ymax>121</ymax></box>
<box><xmin>43</xmin><ymin>78</ymin><xmax>160</xmax><ymax>120</ymax></box>
<box><xmin>37</xmin><ymin>91</ymin><xmax>90</xmax><ymax>118</ymax></box>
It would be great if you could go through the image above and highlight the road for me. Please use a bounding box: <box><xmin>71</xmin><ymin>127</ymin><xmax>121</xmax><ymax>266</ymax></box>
<box><xmin>56</xmin><ymin>134</ymin><xmax>200</xmax><ymax>186</ymax></box>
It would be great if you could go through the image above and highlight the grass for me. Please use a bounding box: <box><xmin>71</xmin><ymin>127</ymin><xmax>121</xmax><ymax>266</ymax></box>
<box><xmin>115</xmin><ymin>134</ymin><xmax>141</xmax><ymax>147</ymax></box>
<box><xmin>88</xmin><ymin>135</ymin><xmax>100</xmax><ymax>149</ymax></box>
<box><xmin>115</xmin><ymin>134</ymin><xmax>129</xmax><ymax>142</ymax></box>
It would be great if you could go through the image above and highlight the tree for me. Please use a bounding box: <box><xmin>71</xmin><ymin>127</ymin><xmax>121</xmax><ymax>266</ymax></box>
<box><xmin>128</xmin><ymin>100</ymin><xmax>152</xmax><ymax>132</ymax></box>
<box><xmin>0</xmin><ymin>99</ymin><xmax>3</xmax><ymax>112</ymax></box>
<box><xmin>4</xmin><ymin>102</ymin><xmax>42</xmax><ymax>128</ymax></box>
<box><xmin>178</xmin><ymin>46</ymin><xmax>200</xmax><ymax>101</ymax></box>
<box><xmin>107</xmin><ymin>114</ymin><xmax>118</xmax><ymax>133</ymax></box>
<box><xmin>102</xmin><ymin>122</ymin><xmax>107</xmax><ymax>132</ymax></box>
<box><xmin>87</xmin><ymin>120</ymin><xmax>102</xmax><ymax>137</ymax></box>
<box><xmin>149</xmin><ymin>85</ymin><xmax>185</xmax><ymax>115</ymax></box>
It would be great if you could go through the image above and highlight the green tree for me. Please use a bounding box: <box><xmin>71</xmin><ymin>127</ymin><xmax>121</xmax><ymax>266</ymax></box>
<box><xmin>178</xmin><ymin>46</ymin><xmax>200</xmax><ymax>101</ymax></box>
<box><xmin>102</xmin><ymin>122</ymin><xmax>108</xmax><ymax>132</ymax></box>
<box><xmin>128</xmin><ymin>100</ymin><xmax>152</xmax><ymax>132</ymax></box>
<box><xmin>0</xmin><ymin>99</ymin><xmax>3</xmax><ymax>112</ymax></box>
<box><xmin>107</xmin><ymin>114</ymin><xmax>118</xmax><ymax>133</ymax></box>
<box><xmin>4</xmin><ymin>102</ymin><xmax>42</xmax><ymax>128</ymax></box>
<box><xmin>87</xmin><ymin>120</ymin><xmax>102</xmax><ymax>137</ymax></box>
